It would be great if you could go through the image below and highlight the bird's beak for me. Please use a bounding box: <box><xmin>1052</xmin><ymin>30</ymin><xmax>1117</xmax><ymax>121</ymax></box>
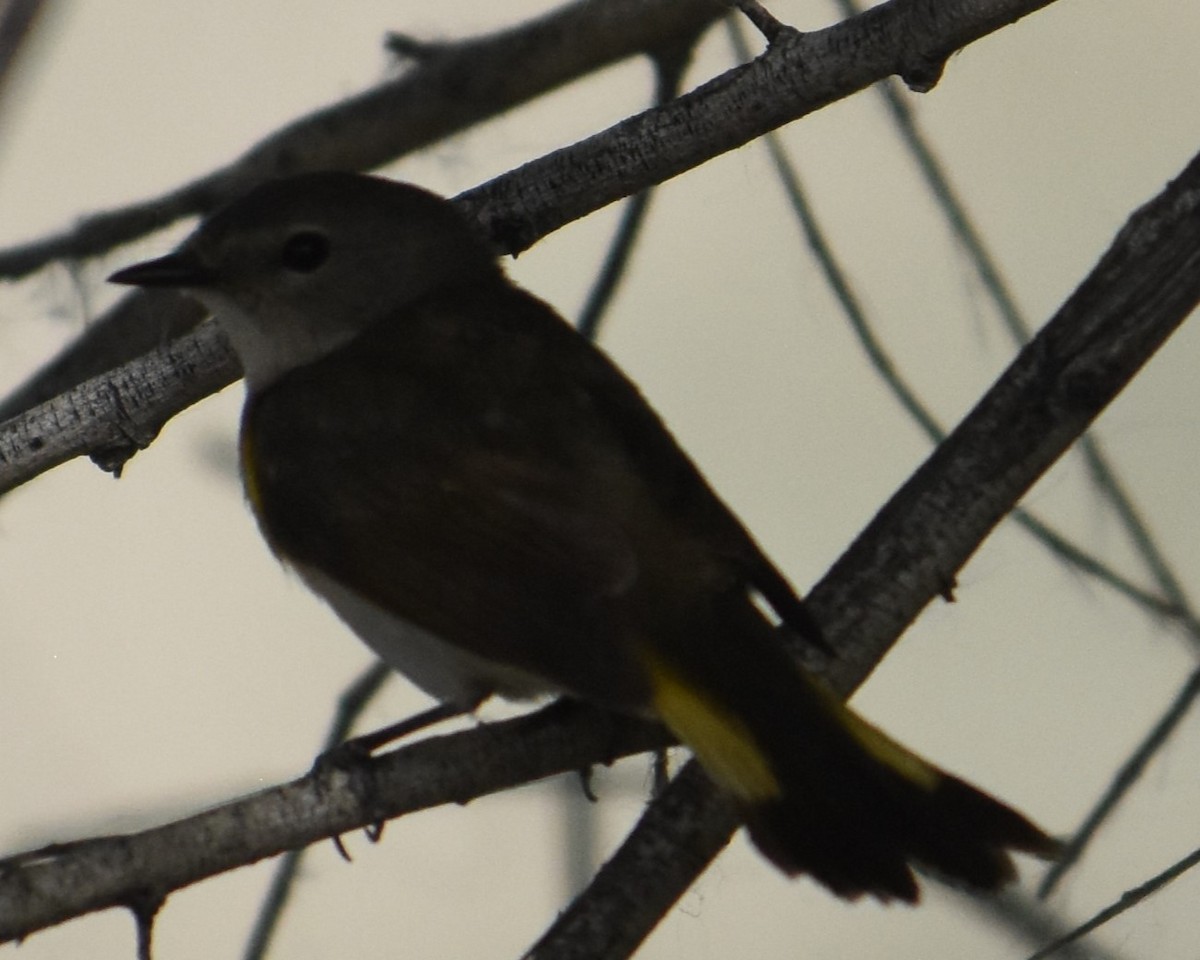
<box><xmin>108</xmin><ymin>250</ymin><xmax>215</xmax><ymax>288</ymax></box>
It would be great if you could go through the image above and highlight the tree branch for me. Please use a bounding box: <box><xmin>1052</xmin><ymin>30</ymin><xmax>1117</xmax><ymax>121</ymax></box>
<box><xmin>0</xmin><ymin>0</ymin><xmax>1058</xmax><ymax>437</ymax></box>
<box><xmin>0</xmin><ymin>704</ymin><xmax>667</xmax><ymax>944</ymax></box>
<box><xmin>0</xmin><ymin>319</ymin><xmax>236</xmax><ymax>492</ymax></box>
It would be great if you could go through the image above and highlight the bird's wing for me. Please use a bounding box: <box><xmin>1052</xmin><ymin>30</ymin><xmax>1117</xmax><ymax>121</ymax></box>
<box><xmin>244</xmin><ymin>278</ymin><xmax>817</xmax><ymax>704</ymax></box>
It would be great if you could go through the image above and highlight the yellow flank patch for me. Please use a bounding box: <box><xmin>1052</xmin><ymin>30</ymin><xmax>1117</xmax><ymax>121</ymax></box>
<box><xmin>239</xmin><ymin>424</ymin><xmax>264</xmax><ymax>517</ymax></box>
<box><xmin>641</xmin><ymin>650</ymin><xmax>782</xmax><ymax>804</ymax></box>
<box><xmin>833</xmin><ymin>693</ymin><xmax>941</xmax><ymax>792</ymax></box>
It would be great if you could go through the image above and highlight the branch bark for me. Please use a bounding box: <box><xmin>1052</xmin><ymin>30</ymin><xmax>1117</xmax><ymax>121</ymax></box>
<box><xmin>0</xmin><ymin>705</ymin><xmax>667</xmax><ymax>944</ymax></box>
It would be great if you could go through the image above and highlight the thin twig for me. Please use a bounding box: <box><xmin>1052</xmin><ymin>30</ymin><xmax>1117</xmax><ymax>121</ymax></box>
<box><xmin>1026</xmin><ymin>845</ymin><xmax>1200</xmax><ymax>960</ymax></box>
<box><xmin>575</xmin><ymin>34</ymin><xmax>694</xmax><ymax>341</ymax></box>
<box><xmin>0</xmin><ymin>0</ymin><xmax>49</xmax><ymax>107</ymax></box>
<box><xmin>729</xmin><ymin>0</ymin><xmax>790</xmax><ymax>43</ymax></box>
<box><xmin>241</xmin><ymin>662</ymin><xmax>391</xmax><ymax>960</ymax></box>
<box><xmin>960</xmin><ymin>889</ymin><xmax>1133</xmax><ymax>960</ymax></box>
<box><xmin>1038</xmin><ymin>664</ymin><xmax>1200</xmax><ymax>898</ymax></box>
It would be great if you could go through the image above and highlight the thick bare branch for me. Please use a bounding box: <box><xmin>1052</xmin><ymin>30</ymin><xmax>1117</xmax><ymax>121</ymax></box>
<box><xmin>0</xmin><ymin>705</ymin><xmax>667</xmax><ymax>945</ymax></box>
<box><xmin>458</xmin><ymin>0</ymin><xmax>1059</xmax><ymax>254</ymax></box>
<box><xmin>0</xmin><ymin>0</ymin><xmax>1060</xmax><ymax>485</ymax></box>
<box><xmin>0</xmin><ymin>319</ymin><xmax>236</xmax><ymax>491</ymax></box>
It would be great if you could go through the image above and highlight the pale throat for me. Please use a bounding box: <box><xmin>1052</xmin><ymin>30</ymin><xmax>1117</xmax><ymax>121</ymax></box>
<box><xmin>196</xmin><ymin>292</ymin><xmax>362</xmax><ymax>392</ymax></box>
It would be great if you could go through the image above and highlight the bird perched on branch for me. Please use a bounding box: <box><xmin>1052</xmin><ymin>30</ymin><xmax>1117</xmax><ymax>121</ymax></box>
<box><xmin>111</xmin><ymin>171</ymin><xmax>1059</xmax><ymax>902</ymax></box>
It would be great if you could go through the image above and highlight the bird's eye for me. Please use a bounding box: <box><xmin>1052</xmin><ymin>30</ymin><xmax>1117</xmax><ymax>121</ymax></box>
<box><xmin>280</xmin><ymin>231</ymin><xmax>330</xmax><ymax>273</ymax></box>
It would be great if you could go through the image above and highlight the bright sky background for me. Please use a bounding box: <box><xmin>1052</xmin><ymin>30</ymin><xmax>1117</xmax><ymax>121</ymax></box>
<box><xmin>2</xmin><ymin>2</ymin><xmax>1199</xmax><ymax>958</ymax></box>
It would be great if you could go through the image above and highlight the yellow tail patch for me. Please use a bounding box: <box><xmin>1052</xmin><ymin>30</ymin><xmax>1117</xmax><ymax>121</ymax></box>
<box><xmin>817</xmin><ymin>684</ymin><xmax>942</xmax><ymax>792</ymax></box>
<box><xmin>639</xmin><ymin>649</ymin><xmax>781</xmax><ymax>804</ymax></box>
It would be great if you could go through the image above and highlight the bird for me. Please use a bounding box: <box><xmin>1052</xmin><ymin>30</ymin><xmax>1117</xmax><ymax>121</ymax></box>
<box><xmin>110</xmin><ymin>170</ymin><xmax>1059</xmax><ymax>902</ymax></box>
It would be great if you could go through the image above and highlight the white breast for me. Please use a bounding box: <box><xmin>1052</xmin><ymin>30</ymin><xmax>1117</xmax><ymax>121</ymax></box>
<box><xmin>294</xmin><ymin>562</ymin><xmax>554</xmax><ymax>710</ymax></box>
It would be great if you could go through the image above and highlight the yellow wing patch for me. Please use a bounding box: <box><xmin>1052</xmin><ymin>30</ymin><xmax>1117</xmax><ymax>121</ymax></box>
<box><xmin>640</xmin><ymin>648</ymin><xmax>782</xmax><ymax>804</ymax></box>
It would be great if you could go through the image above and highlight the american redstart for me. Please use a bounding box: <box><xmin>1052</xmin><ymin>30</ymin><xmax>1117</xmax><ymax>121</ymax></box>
<box><xmin>110</xmin><ymin>171</ymin><xmax>1058</xmax><ymax>902</ymax></box>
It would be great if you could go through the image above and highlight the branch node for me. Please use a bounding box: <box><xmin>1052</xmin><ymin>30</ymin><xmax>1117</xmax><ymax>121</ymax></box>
<box><xmin>898</xmin><ymin>54</ymin><xmax>947</xmax><ymax>93</ymax></box>
<box><xmin>383</xmin><ymin>32</ymin><xmax>446</xmax><ymax>63</ymax></box>
<box><xmin>124</xmin><ymin>888</ymin><xmax>164</xmax><ymax>960</ymax></box>
<box><xmin>730</xmin><ymin>0</ymin><xmax>793</xmax><ymax>46</ymax></box>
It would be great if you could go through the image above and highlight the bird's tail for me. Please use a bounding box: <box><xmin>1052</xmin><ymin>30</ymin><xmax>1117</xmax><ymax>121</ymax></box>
<box><xmin>637</xmin><ymin>598</ymin><xmax>1060</xmax><ymax>902</ymax></box>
